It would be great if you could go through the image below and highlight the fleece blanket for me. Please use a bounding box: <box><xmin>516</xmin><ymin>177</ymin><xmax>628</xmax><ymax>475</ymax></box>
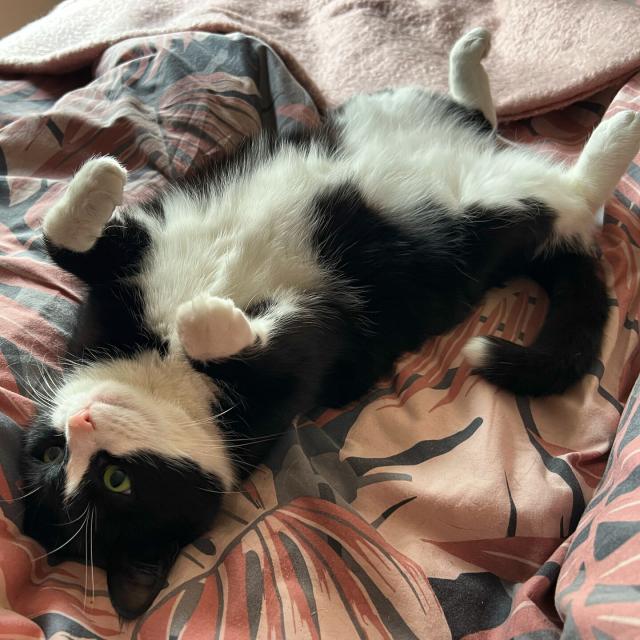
<box><xmin>1</xmin><ymin>31</ymin><xmax>640</xmax><ymax>639</ymax></box>
<box><xmin>1</xmin><ymin>0</ymin><xmax>640</xmax><ymax>120</ymax></box>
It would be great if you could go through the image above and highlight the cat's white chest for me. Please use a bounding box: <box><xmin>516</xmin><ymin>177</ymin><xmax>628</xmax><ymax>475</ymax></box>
<box><xmin>137</xmin><ymin>146</ymin><xmax>335</xmax><ymax>341</ymax></box>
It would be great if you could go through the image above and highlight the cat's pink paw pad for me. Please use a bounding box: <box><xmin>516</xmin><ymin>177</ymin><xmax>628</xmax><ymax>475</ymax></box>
<box><xmin>176</xmin><ymin>295</ymin><xmax>256</xmax><ymax>361</ymax></box>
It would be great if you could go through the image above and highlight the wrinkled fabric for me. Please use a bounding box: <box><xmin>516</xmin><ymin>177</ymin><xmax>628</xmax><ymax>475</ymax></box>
<box><xmin>0</xmin><ymin>31</ymin><xmax>639</xmax><ymax>639</ymax></box>
<box><xmin>1</xmin><ymin>1</ymin><xmax>640</xmax><ymax>119</ymax></box>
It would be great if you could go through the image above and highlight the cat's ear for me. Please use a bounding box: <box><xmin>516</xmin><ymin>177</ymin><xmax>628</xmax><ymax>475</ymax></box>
<box><xmin>106</xmin><ymin>544</ymin><xmax>178</xmax><ymax>619</ymax></box>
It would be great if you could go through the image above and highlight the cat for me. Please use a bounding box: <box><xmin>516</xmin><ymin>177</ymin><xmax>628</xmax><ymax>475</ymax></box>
<box><xmin>20</xmin><ymin>28</ymin><xmax>640</xmax><ymax>619</ymax></box>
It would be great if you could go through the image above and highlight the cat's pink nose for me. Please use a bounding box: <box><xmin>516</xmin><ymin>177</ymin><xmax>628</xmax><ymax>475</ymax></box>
<box><xmin>67</xmin><ymin>409</ymin><xmax>94</xmax><ymax>433</ymax></box>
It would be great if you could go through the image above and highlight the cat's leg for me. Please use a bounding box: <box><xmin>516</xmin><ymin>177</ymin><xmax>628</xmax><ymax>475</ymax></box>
<box><xmin>43</xmin><ymin>157</ymin><xmax>154</xmax><ymax>283</ymax></box>
<box><xmin>461</xmin><ymin>110</ymin><xmax>640</xmax><ymax>250</ymax></box>
<box><xmin>176</xmin><ymin>294</ymin><xmax>300</xmax><ymax>361</ymax></box>
<box><xmin>43</xmin><ymin>156</ymin><xmax>126</xmax><ymax>253</ymax></box>
<box><xmin>462</xmin><ymin>111</ymin><xmax>640</xmax><ymax>389</ymax></box>
<box><xmin>546</xmin><ymin>110</ymin><xmax>640</xmax><ymax>247</ymax></box>
<box><xmin>448</xmin><ymin>28</ymin><xmax>497</xmax><ymax>129</ymax></box>
<box><xmin>568</xmin><ymin>110</ymin><xmax>640</xmax><ymax>211</ymax></box>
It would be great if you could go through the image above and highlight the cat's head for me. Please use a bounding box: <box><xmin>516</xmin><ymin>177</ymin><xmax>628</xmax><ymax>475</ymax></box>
<box><xmin>21</xmin><ymin>350</ymin><xmax>233</xmax><ymax>619</ymax></box>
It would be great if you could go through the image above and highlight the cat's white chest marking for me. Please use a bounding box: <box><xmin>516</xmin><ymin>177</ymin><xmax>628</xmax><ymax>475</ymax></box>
<box><xmin>138</xmin><ymin>144</ymin><xmax>338</xmax><ymax>341</ymax></box>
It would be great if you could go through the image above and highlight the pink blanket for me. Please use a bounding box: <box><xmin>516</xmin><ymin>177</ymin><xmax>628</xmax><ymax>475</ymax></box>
<box><xmin>1</xmin><ymin>0</ymin><xmax>640</xmax><ymax>120</ymax></box>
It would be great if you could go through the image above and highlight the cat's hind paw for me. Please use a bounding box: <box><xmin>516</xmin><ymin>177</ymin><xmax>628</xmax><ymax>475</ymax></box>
<box><xmin>449</xmin><ymin>28</ymin><xmax>496</xmax><ymax>129</ymax></box>
<box><xmin>450</xmin><ymin>28</ymin><xmax>492</xmax><ymax>66</ymax></box>
<box><xmin>559</xmin><ymin>109</ymin><xmax>640</xmax><ymax>245</ymax></box>
<box><xmin>43</xmin><ymin>156</ymin><xmax>127</xmax><ymax>252</ymax></box>
<box><xmin>176</xmin><ymin>295</ymin><xmax>257</xmax><ymax>361</ymax></box>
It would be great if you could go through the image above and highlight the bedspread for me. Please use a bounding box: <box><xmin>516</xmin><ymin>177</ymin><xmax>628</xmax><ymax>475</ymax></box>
<box><xmin>0</xmin><ymin>32</ymin><xmax>639</xmax><ymax>639</ymax></box>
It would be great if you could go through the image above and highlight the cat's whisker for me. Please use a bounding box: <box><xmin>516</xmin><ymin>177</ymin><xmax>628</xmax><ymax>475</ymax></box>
<box><xmin>220</xmin><ymin>438</ymin><xmax>283</xmax><ymax>450</ymax></box>
<box><xmin>159</xmin><ymin>437</ymin><xmax>279</xmax><ymax>454</ymax></box>
<box><xmin>38</xmin><ymin>366</ymin><xmax>62</xmax><ymax>400</ymax></box>
<box><xmin>33</xmin><ymin>505</ymin><xmax>90</xmax><ymax>561</ymax></box>
<box><xmin>61</xmin><ymin>482</ymin><xmax>83</xmax><ymax>518</ymax></box>
<box><xmin>223</xmin><ymin>433</ymin><xmax>284</xmax><ymax>444</ymax></box>
<box><xmin>23</xmin><ymin>360</ymin><xmax>60</xmax><ymax>410</ymax></box>
<box><xmin>227</xmin><ymin>465</ymin><xmax>257</xmax><ymax>478</ymax></box>
<box><xmin>222</xmin><ymin>427</ymin><xmax>281</xmax><ymax>440</ymax></box>
<box><xmin>173</xmin><ymin>431</ymin><xmax>282</xmax><ymax>447</ymax></box>
<box><xmin>83</xmin><ymin>507</ymin><xmax>89</xmax><ymax>611</ymax></box>
<box><xmin>171</xmin><ymin>406</ymin><xmax>237</xmax><ymax>429</ymax></box>
<box><xmin>57</xmin><ymin>505</ymin><xmax>92</xmax><ymax>527</ymax></box>
<box><xmin>223</xmin><ymin>458</ymin><xmax>256</xmax><ymax>475</ymax></box>
<box><xmin>90</xmin><ymin>506</ymin><xmax>96</xmax><ymax>604</ymax></box>
<box><xmin>17</xmin><ymin>478</ymin><xmax>42</xmax><ymax>491</ymax></box>
<box><xmin>196</xmin><ymin>441</ymin><xmax>281</xmax><ymax>453</ymax></box>
<box><xmin>0</xmin><ymin>484</ymin><xmax>42</xmax><ymax>503</ymax></box>
<box><xmin>197</xmin><ymin>486</ymin><xmax>245</xmax><ymax>495</ymax></box>
<box><xmin>212</xmin><ymin>404</ymin><xmax>237</xmax><ymax>421</ymax></box>
<box><xmin>21</xmin><ymin>369</ymin><xmax>57</xmax><ymax>408</ymax></box>
<box><xmin>171</xmin><ymin>419</ymin><xmax>215</xmax><ymax>429</ymax></box>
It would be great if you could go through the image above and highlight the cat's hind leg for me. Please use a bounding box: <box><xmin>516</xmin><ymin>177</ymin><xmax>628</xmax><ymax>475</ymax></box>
<box><xmin>43</xmin><ymin>156</ymin><xmax>126</xmax><ymax>253</ymax></box>
<box><xmin>544</xmin><ymin>110</ymin><xmax>640</xmax><ymax>248</ymax></box>
<box><xmin>569</xmin><ymin>110</ymin><xmax>640</xmax><ymax>212</ymax></box>
<box><xmin>449</xmin><ymin>28</ymin><xmax>497</xmax><ymax>129</ymax></box>
<box><xmin>461</xmin><ymin>111</ymin><xmax>640</xmax><ymax>395</ymax></box>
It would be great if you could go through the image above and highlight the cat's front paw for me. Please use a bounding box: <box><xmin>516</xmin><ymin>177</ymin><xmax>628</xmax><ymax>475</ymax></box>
<box><xmin>43</xmin><ymin>156</ymin><xmax>127</xmax><ymax>252</ymax></box>
<box><xmin>176</xmin><ymin>294</ymin><xmax>257</xmax><ymax>361</ymax></box>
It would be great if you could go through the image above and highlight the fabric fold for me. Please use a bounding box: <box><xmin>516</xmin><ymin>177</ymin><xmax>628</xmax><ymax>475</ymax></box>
<box><xmin>0</xmin><ymin>1</ymin><xmax>640</xmax><ymax>120</ymax></box>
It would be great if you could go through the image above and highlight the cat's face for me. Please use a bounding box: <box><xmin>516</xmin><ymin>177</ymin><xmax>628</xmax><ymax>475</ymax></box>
<box><xmin>21</xmin><ymin>350</ymin><xmax>233</xmax><ymax>618</ymax></box>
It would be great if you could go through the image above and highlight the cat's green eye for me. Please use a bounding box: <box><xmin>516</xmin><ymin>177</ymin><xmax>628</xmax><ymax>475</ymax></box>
<box><xmin>103</xmin><ymin>465</ymin><xmax>131</xmax><ymax>495</ymax></box>
<box><xmin>42</xmin><ymin>446</ymin><xmax>63</xmax><ymax>464</ymax></box>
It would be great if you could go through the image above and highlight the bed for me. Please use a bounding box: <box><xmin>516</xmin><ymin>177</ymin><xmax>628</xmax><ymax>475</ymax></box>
<box><xmin>0</xmin><ymin>28</ymin><xmax>639</xmax><ymax>639</ymax></box>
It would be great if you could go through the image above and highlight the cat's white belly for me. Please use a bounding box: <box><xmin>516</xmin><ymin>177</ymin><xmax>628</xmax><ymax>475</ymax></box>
<box><xmin>137</xmin><ymin>144</ymin><xmax>341</xmax><ymax>341</ymax></box>
<box><xmin>338</xmin><ymin>87</ymin><xmax>575</xmax><ymax>218</ymax></box>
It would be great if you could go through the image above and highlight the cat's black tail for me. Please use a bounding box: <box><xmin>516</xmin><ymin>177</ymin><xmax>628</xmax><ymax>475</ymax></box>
<box><xmin>463</xmin><ymin>249</ymin><xmax>609</xmax><ymax>396</ymax></box>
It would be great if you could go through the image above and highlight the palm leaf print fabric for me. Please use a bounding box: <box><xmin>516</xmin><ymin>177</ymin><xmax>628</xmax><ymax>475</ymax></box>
<box><xmin>0</xmin><ymin>31</ymin><xmax>639</xmax><ymax>639</ymax></box>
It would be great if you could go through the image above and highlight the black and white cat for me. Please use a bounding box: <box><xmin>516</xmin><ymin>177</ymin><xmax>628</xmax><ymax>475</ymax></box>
<box><xmin>21</xmin><ymin>28</ymin><xmax>640</xmax><ymax>618</ymax></box>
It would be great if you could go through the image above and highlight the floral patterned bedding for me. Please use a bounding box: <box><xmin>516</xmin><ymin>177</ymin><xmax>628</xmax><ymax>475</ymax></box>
<box><xmin>0</xmin><ymin>31</ymin><xmax>639</xmax><ymax>639</ymax></box>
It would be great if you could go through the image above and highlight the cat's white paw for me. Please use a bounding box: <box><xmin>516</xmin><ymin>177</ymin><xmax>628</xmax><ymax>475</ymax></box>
<box><xmin>584</xmin><ymin>110</ymin><xmax>640</xmax><ymax>157</ymax></box>
<box><xmin>569</xmin><ymin>109</ymin><xmax>640</xmax><ymax>216</ymax></box>
<box><xmin>451</xmin><ymin>28</ymin><xmax>492</xmax><ymax>65</ymax></box>
<box><xmin>176</xmin><ymin>294</ymin><xmax>257</xmax><ymax>361</ymax></box>
<box><xmin>605</xmin><ymin>109</ymin><xmax>640</xmax><ymax>130</ymax></box>
<box><xmin>597</xmin><ymin>110</ymin><xmax>640</xmax><ymax>151</ymax></box>
<box><xmin>43</xmin><ymin>156</ymin><xmax>126</xmax><ymax>252</ymax></box>
<box><xmin>448</xmin><ymin>27</ymin><xmax>496</xmax><ymax>129</ymax></box>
